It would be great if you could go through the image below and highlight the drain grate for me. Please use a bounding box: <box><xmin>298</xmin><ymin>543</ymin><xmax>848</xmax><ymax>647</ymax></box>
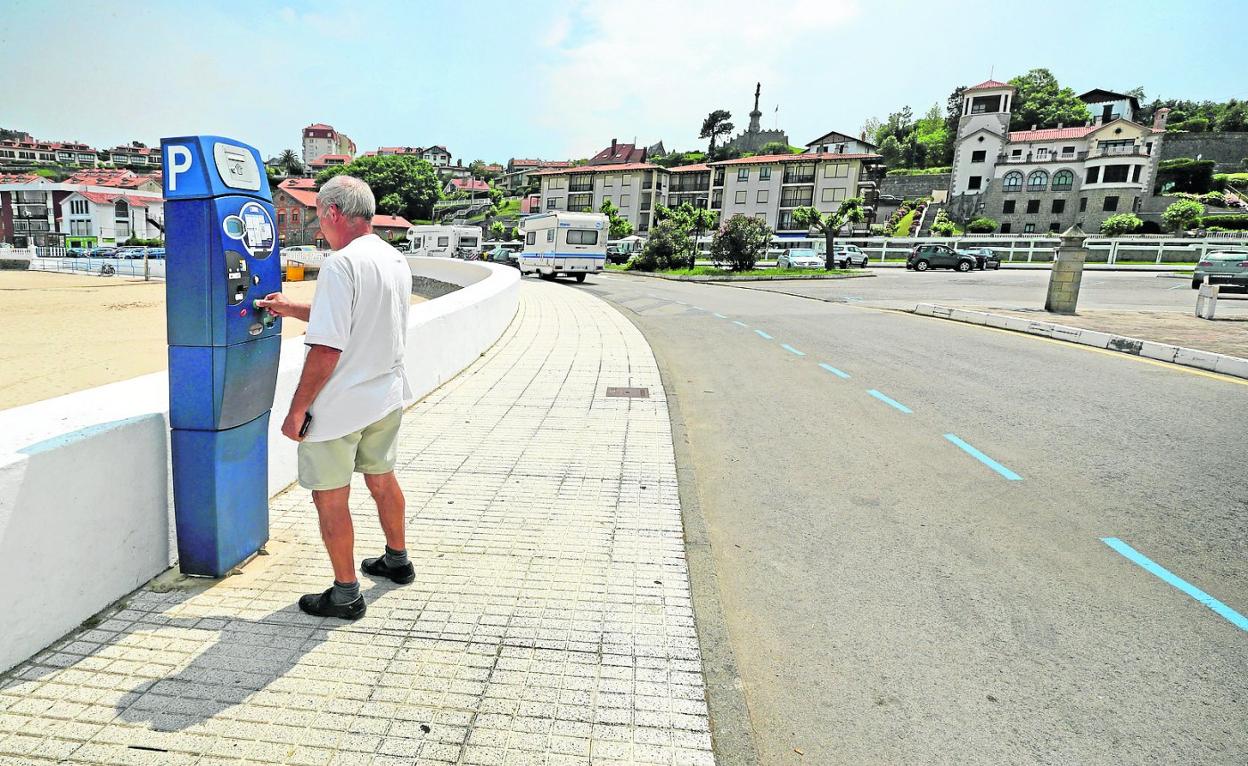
<box><xmin>606</xmin><ymin>387</ymin><xmax>649</xmax><ymax>398</ymax></box>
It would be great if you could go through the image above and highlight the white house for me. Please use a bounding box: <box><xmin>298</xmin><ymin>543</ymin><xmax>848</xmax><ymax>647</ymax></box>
<box><xmin>60</xmin><ymin>191</ymin><xmax>164</xmax><ymax>246</ymax></box>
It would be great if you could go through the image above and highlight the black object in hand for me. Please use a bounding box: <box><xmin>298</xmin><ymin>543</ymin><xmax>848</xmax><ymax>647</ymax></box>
<box><xmin>299</xmin><ymin>414</ymin><xmax>312</xmax><ymax>437</ymax></box>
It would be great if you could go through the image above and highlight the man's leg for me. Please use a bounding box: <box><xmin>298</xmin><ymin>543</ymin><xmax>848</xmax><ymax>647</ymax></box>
<box><xmin>312</xmin><ymin>485</ymin><xmax>357</xmax><ymax>583</ymax></box>
<box><xmin>364</xmin><ymin>471</ymin><xmax>405</xmax><ymax>550</ymax></box>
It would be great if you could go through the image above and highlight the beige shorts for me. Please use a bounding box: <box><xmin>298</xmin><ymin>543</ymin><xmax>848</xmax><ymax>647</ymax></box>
<box><xmin>297</xmin><ymin>408</ymin><xmax>403</xmax><ymax>490</ymax></box>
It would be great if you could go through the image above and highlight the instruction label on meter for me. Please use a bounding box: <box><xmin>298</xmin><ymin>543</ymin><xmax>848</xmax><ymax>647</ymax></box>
<box><xmin>239</xmin><ymin>201</ymin><xmax>275</xmax><ymax>257</ymax></box>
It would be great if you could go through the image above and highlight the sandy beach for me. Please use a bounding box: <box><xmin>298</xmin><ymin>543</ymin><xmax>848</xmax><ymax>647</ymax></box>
<box><xmin>0</xmin><ymin>271</ymin><xmax>425</xmax><ymax>411</ymax></box>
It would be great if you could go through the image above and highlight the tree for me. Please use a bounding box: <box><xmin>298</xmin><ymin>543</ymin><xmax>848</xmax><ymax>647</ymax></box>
<box><xmin>278</xmin><ymin>149</ymin><xmax>303</xmax><ymax>176</ymax></box>
<box><xmin>711</xmin><ymin>214</ymin><xmax>772</xmax><ymax>272</ymax></box>
<box><xmin>791</xmin><ymin>198</ymin><xmax>866</xmax><ymax>271</ymax></box>
<box><xmin>488</xmin><ymin>221</ymin><xmax>505</xmax><ymax>240</ymax></box>
<box><xmin>377</xmin><ymin>193</ymin><xmax>403</xmax><ymax>215</ymax></box>
<box><xmin>634</xmin><ymin>220</ymin><xmax>683</xmax><ymax>271</ymax></box>
<box><xmin>316</xmin><ymin>154</ymin><xmax>443</xmax><ymax>220</ymax></box>
<box><xmin>1162</xmin><ymin>199</ymin><xmax>1205</xmax><ymax>232</ymax></box>
<box><xmin>655</xmin><ymin>203</ymin><xmax>717</xmax><ymax>268</ymax></box>
<box><xmin>941</xmin><ymin>86</ymin><xmax>966</xmax><ymax>165</ymax></box>
<box><xmin>1100</xmin><ymin>213</ymin><xmax>1144</xmax><ymax>236</ymax></box>
<box><xmin>1007</xmin><ymin>68</ymin><xmax>1091</xmax><ymax>131</ymax></box>
<box><xmin>878</xmin><ymin>136</ymin><xmax>903</xmax><ymax>167</ymax></box>
<box><xmin>599</xmin><ymin>199</ymin><xmax>634</xmax><ymax>240</ymax></box>
<box><xmin>699</xmin><ymin>110</ymin><xmax>734</xmax><ymax>156</ymax></box>
<box><xmin>760</xmin><ymin>141</ymin><xmax>799</xmax><ymax>156</ymax></box>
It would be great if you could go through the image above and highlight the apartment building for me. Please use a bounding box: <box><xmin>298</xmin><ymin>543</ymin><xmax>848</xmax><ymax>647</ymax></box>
<box><xmin>804</xmin><ymin>129</ymin><xmax>877</xmax><ymax>155</ymax></box>
<box><xmin>536</xmin><ymin>162</ymin><xmax>666</xmax><ymax>233</ymax></box>
<box><xmin>0</xmin><ymin>138</ymin><xmax>99</xmax><ymax>167</ymax></box>
<box><xmin>302</xmin><ymin>123</ymin><xmax>357</xmax><ymax>165</ymax></box>
<box><xmin>949</xmin><ymin>80</ymin><xmax>1166</xmax><ymax>233</ymax></box>
<box><xmin>272</xmin><ymin>178</ymin><xmax>412</xmax><ymax>247</ymax></box>
<box><xmin>709</xmin><ymin>151</ymin><xmax>883</xmax><ymax>232</ymax></box>
<box><xmin>0</xmin><ymin>176</ymin><xmax>162</xmax><ymax>248</ymax></box>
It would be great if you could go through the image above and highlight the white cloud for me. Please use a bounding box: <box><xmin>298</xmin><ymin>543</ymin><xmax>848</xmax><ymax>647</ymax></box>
<box><xmin>525</xmin><ymin>0</ymin><xmax>862</xmax><ymax>157</ymax></box>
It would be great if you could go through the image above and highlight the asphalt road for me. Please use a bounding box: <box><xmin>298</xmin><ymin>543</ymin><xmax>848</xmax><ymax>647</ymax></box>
<box><xmin>741</xmin><ymin>268</ymin><xmax>1240</xmax><ymax>315</ymax></box>
<box><xmin>576</xmin><ymin>272</ymin><xmax>1248</xmax><ymax>765</ymax></box>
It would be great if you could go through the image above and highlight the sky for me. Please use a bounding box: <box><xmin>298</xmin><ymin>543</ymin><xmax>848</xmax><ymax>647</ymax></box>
<box><xmin>3</xmin><ymin>0</ymin><xmax>1245</xmax><ymax>164</ymax></box>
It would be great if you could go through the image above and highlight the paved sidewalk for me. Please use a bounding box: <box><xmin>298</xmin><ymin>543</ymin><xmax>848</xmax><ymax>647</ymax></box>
<box><xmin>0</xmin><ymin>281</ymin><xmax>713</xmax><ymax>766</ymax></box>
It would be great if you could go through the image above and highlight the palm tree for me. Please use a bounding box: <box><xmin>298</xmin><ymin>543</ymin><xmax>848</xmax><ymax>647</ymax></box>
<box><xmin>699</xmin><ymin>110</ymin><xmax>734</xmax><ymax>156</ymax></box>
<box><xmin>792</xmin><ymin>198</ymin><xmax>867</xmax><ymax>271</ymax></box>
<box><xmin>278</xmin><ymin>149</ymin><xmax>303</xmax><ymax>176</ymax></box>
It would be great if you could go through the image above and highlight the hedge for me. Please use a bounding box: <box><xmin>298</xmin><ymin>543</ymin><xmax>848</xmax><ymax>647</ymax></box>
<box><xmin>885</xmin><ymin>166</ymin><xmax>952</xmax><ymax>177</ymax></box>
<box><xmin>1196</xmin><ymin>214</ymin><xmax>1248</xmax><ymax>230</ymax></box>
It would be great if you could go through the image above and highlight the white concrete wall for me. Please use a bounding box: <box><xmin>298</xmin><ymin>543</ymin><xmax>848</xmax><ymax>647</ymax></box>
<box><xmin>0</xmin><ymin>259</ymin><xmax>519</xmax><ymax>672</ymax></box>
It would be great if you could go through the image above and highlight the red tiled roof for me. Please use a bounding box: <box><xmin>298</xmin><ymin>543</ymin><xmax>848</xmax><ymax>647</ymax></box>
<box><xmin>305</xmin><ymin>123</ymin><xmax>334</xmax><ymax>131</ymax></box>
<box><xmin>483</xmin><ymin>164</ymin><xmax>504</xmax><ymax>172</ymax></box>
<box><xmin>1007</xmin><ymin>125</ymin><xmax>1098</xmax><ymax>141</ymax></box>
<box><xmin>280</xmin><ymin>178</ymin><xmax>317</xmax><ymax>189</ymax></box>
<box><xmin>0</xmin><ymin>173</ymin><xmax>40</xmax><ymax>184</ymax></box>
<box><xmin>76</xmin><ymin>191</ymin><xmax>159</xmax><ymax>207</ymax></box>
<box><xmin>277</xmin><ymin>183</ymin><xmax>318</xmax><ymax>208</ymax></box>
<box><xmin>588</xmin><ymin>142</ymin><xmax>647</xmax><ymax>165</ymax></box>
<box><xmin>376</xmin><ymin>146</ymin><xmax>424</xmax><ymax>155</ymax></box>
<box><xmin>966</xmin><ymin>79</ymin><xmax>1014</xmax><ymax>92</ymax></box>
<box><xmin>668</xmin><ymin>163</ymin><xmax>711</xmax><ymax>173</ymax></box>
<box><xmin>64</xmin><ymin>169</ymin><xmax>150</xmax><ymax>187</ymax></box>
<box><xmin>309</xmin><ymin>154</ymin><xmax>352</xmax><ymax>166</ymax></box>
<box><xmin>448</xmin><ymin>178</ymin><xmax>490</xmax><ymax>192</ymax></box>
<box><xmin>533</xmin><ymin>162</ymin><xmax>659</xmax><ymax>176</ymax></box>
<box><xmin>372</xmin><ymin>214</ymin><xmax>412</xmax><ymax>229</ymax></box>
<box><xmin>709</xmin><ymin>152</ymin><xmax>881</xmax><ymax>166</ymax></box>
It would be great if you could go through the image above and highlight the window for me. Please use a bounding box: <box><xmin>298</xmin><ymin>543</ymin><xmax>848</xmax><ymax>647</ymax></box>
<box><xmin>620</xmin><ymin>194</ymin><xmax>631</xmax><ymax>208</ymax></box>
<box><xmin>1023</xmin><ymin>223</ymin><xmax>1035</xmax><ymax>233</ymax></box>
<box><xmin>1131</xmin><ymin>166</ymin><xmax>1142</xmax><ymax>183</ymax></box>
<box><xmin>1052</xmin><ymin>170</ymin><xmax>1074</xmax><ymax>191</ymax></box>
<box><xmin>640</xmin><ymin>193</ymin><xmax>651</xmax><ymax>211</ymax></box>
<box><xmin>1011</xmin><ymin>148</ymin><xmax>1022</xmax><ymax>157</ymax></box>
<box><xmin>1002</xmin><ymin>171</ymin><xmax>1023</xmax><ymax>192</ymax></box>
<box><xmin>1145</xmin><ymin>141</ymin><xmax>1153</xmax><ymax>155</ymax></box>
<box><xmin>823</xmin><ymin>163</ymin><xmax>848</xmax><ymax>178</ymax></box>
<box><xmin>734</xmin><ymin>190</ymin><xmax>746</xmax><ymax>204</ymax></box>
<box><xmin>1000</xmin><ymin>223</ymin><xmax>1012</xmax><ymax>233</ymax></box>
<box><xmin>1026</xmin><ymin>170</ymin><xmax>1048</xmax><ymax>191</ymax></box>
<box><xmin>737</xmin><ymin>168</ymin><xmax>750</xmax><ymax>181</ymax></box>
<box><xmin>437</xmin><ymin>236</ymin><xmax>449</xmax><ymax>247</ymax></box>
<box><xmin>567</xmin><ymin>193</ymin><xmax>593</xmax><ymax>211</ymax></box>
<box><xmin>1102</xmin><ymin>165</ymin><xmax>1129</xmax><ymax>183</ymax></box>
<box><xmin>821</xmin><ymin>187</ymin><xmax>846</xmax><ymax>203</ymax></box>
<box><xmin>526</xmin><ymin>231</ymin><xmax>536</xmax><ymax>245</ymax></box>
<box><xmin>967</xmin><ymin>176</ymin><xmax>982</xmax><ymax>190</ymax></box>
<box><xmin>1085</xmin><ymin>167</ymin><xmax>1100</xmax><ymax>184</ymax></box>
<box><xmin>757</xmin><ymin>189</ymin><xmax>769</xmax><ymax>203</ymax></box>
<box><xmin>760</xmin><ymin>167</ymin><xmax>772</xmax><ymax>181</ymax></box>
<box><xmin>1002</xmin><ymin>200</ymin><xmax>1015</xmax><ymax>214</ymax></box>
<box><xmin>1051</xmin><ymin>199</ymin><xmax>1065</xmax><ymax>214</ymax></box>
<box><xmin>779</xmin><ymin>187</ymin><xmax>813</xmax><ymax>207</ymax></box>
<box><xmin>1049</xmin><ymin>222</ymin><xmax>1061</xmax><ymax>232</ymax></box>
<box><xmin>1102</xmin><ymin>196</ymin><xmax>1119</xmax><ymax>212</ymax></box>
<box><xmin>713</xmin><ymin>168</ymin><xmax>725</xmax><ymax>186</ymax></box>
<box><xmin>783</xmin><ymin>164</ymin><xmax>815</xmax><ymax>184</ymax></box>
<box><xmin>277</xmin><ymin>211</ymin><xmax>285</xmax><ymax>225</ymax></box>
<box><xmin>1079</xmin><ymin>197</ymin><xmax>1088</xmax><ymax>212</ymax></box>
<box><xmin>567</xmin><ymin>229</ymin><xmax>599</xmax><ymax>245</ymax></box>
<box><xmin>292</xmin><ymin>209</ymin><xmax>300</xmax><ymax>223</ymax></box>
<box><xmin>604</xmin><ymin>176</ymin><xmax>613</xmax><ymax>187</ymax></box>
<box><xmin>1062</xmin><ymin>146</ymin><xmax>1076</xmax><ymax>156</ymax></box>
<box><xmin>971</xmin><ymin>150</ymin><xmax>986</xmax><ymax>163</ymax></box>
<box><xmin>1026</xmin><ymin>199</ymin><xmax>1040</xmax><ymax>214</ymax></box>
<box><xmin>711</xmin><ymin>190</ymin><xmax>722</xmax><ymax>208</ymax></box>
<box><xmin>546</xmin><ymin>198</ymin><xmax>559</xmax><ymax>210</ymax></box>
<box><xmin>547</xmin><ymin>230</ymin><xmax>555</xmax><ymax>242</ymax></box>
<box><xmin>114</xmin><ymin>200</ymin><xmax>128</xmax><ymax>218</ymax></box>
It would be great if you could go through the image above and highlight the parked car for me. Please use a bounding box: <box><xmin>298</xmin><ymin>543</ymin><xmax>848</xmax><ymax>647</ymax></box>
<box><xmin>958</xmin><ymin>247</ymin><xmax>1002</xmax><ymax>270</ymax></box>
<box><xmin>907</xmin><ymin>244</ymin><xmax>976</xmax><ymax>272</ymax></box>
<box><xmin>143</xmin><ymin>247</ymin><xmax>166</xmax><ymax>259</ymax></box>
<box><xmin>832</xmin><ymin>244</ymin><xmax>869</xmax><ymax>268</ymax></box>
<box><xmin>1192</xmin><ymin>250</ymin><xmax>1248</xmax><ymax>290</ymax></box>
<box><xmin>88</xmin><ymin>247</ymin><xmax>118</xmax><ymax>258</ymax></box>
<box><xmin>776</xmin><ymin>248</ymin><xmax>825</xmax><ymax>269</ymax></box>
<box><xmin>483</xmin><ymin>245</ymin><xmax>518</xmax><ymax>267</ymax></box>
<box><xmin>116</xmin><ymin>247</ymin><xmax>147</xmax><ymax>259</ymax></box>
<box><xmin>64</xmin><ymin>247</ymin><xmax>88</xmax><ymax>258</ymax></box>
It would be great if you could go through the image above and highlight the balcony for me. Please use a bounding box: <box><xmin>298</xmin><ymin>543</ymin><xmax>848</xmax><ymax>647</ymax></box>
<box><xmin>782</xmin><ymin>172</ymin><xmax>815</xmax><ymax>185</ymax></box>
<box><xmin>1090</xmin><ymin>146</ymin><xmax>1148</xmax><ymax>159</ymax></box>
<box><xmin>998</xmin><ymin>151</ymin><xmax>1087</xmax><ymax>164</ymax></box>
<box><xmin>669</xmin><ymin>181</ymin><xmax>710</xmax><ymax>193</ymax></box>
<box><xmin>568</xmin><ymin>183</ymin><xmax>593</xmax><ymax>193</ymax></box>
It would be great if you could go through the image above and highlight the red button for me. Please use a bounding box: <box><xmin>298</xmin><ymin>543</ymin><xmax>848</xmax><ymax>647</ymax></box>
<box><xmin>239</xmin><ymin>308</ymin><xmax>248</xmax><ymax>317</ymax></box>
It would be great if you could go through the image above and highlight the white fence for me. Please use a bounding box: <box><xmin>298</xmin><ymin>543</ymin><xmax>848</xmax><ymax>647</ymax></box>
<box><xmin>0</xmin><ymin>259</ymin><xmax>520</xmax><ymax>673</ymax></box>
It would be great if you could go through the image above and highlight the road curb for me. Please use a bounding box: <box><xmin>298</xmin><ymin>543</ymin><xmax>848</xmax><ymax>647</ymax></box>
<box><xmin>913</xmin><ymin>303</ymin><xmax>1248</xmax><ymax>380</ymax></box>
<box><xmin>609</xmin><ymin>270</ymin><xmax>875</xmax><ymax>283</ymax></box>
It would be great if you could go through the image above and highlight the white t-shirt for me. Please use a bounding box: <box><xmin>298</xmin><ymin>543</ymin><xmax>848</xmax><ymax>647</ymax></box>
<box><xmin>302</xmin><ymin>233</ymin><xmax>414</xmax><ymax>441</ymax></box>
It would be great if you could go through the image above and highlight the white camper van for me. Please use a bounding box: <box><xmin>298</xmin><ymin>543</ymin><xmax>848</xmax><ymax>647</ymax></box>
<box><xmin>519</xmin><ymin>211</ymin><xmax>608</xmax><ymax>282</ymax></box>
<box><xmin>405</xmin><ymin>225</ymin><xmax>481</xmax><ymax>258</ymax></box>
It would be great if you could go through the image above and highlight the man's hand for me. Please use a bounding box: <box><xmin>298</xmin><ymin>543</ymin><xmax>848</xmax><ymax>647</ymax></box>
<box><xmin>257</xmin><ymin>292</ymin><xmax>310</xmax><ymax>321</ymax></box>
<box><xmin>281</xmin><ymin>407</ymin><xmax>308</xmax><ymax>442</ymax></box>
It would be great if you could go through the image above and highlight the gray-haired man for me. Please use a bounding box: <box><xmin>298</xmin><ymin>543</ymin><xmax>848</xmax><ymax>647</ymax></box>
<box><xmin>257</xmin><ymin>175</ymin><xmax>415</xmax><ymax>619</ymax></box>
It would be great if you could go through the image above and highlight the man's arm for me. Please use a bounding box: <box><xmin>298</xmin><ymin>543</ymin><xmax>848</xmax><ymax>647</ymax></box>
<box><xmin>281</xmin><ymin>344</ymin><xmax>342</xmax><ymax>441</ymax></box>
<box><xmin>257</xmin><ymin>292</ymin><xmax>311</xmax><ymax>322</ymax></box>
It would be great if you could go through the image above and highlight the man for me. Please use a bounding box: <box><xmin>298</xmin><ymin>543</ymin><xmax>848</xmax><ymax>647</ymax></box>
<box><xmin>257</xmin><ymin>175</ymin><xmax>414</xmax><ymax>620</ymax></box>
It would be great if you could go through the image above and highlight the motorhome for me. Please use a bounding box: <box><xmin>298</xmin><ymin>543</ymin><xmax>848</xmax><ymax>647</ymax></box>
<box><xmin>519</xmin><ymin>211</ymin><xmax>608</xmax><ymax>282</ymax></box>
<box><xmin>405</xmin><ymin>225</ymin><xmax>481</xmax><ymax>258</ymax></box>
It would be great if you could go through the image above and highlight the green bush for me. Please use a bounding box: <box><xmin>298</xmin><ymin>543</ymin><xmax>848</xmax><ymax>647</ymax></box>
<box><xmin>710</xmin><ymin>214</ymin><xmax>772</xmax><ymax>272</ymax></box>
<box><xmin>1162</xmin><ymin>199</ymin><xmax>1204</xmax><ymax>231</ymax></box>
<box><xmin>884</xmin><ymin>166</ymin><xmax>952</xmax><ymax>177</ymax></box>
<box><xmin>631</xmin><ymin>220</ymin><xmax>684</xmax><ymax>271</ymax></box>
<box><xmin>1100</xmin><ymin>213</ymin><xmax>1144</xmax><ymax>236</ymax></box>
<box><xmin>966</xmin><ymin>217</ymin><xmax>998</xmax><ymax>233</ymax></box>
<box><xmin>929</xmin><ymin>210</ymin><xmax>957</xmax><ymax>236</ymax></box>
<box><xmin>1196</xmin><ymin>214</ymin><xmax>1248</xmax><ymax>230</ymax></box>
<box><xmin>1156</xmin><ymin>158</ymin><xmax>1215</xmax><ymax>194</ymax></box>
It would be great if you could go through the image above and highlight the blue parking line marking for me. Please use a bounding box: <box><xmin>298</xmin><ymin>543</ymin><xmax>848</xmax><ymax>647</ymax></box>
<box><xmin>1102</xmin><ymin>537</ymin><xmax>1248</xmax><ymax>633</ymax></box>
<box><xmin>781</xmin><ymin>343</ymin><xmax>805</xmax><ymax>356</ymax></box>
<box><xmin>755</xmin><ymin>329</ymin><xmax>773</xmax><ymax>340</ymax></box>
<box><xmin>714</xmin><ymin>313</ymin><xmax>727</xmax><ymax>319</ymax></box>
<box><xmin>943</xmin><ymin>434</ymin><xmax>1022</xmax><ymax>480</ymax></box>
<box><xmin>818</xmin><ymin>363</ymin><xmax>850</xmax><ymax>379</ymax></box>
<box><xmin>867</xmin><ymin>390</ymin><xmax>911</xmax><ymax>413</ymax></box>
<box><xmin>733</xmin><ymin>320</ymin><xmax>748</xmax><ymax>327</ymax></box>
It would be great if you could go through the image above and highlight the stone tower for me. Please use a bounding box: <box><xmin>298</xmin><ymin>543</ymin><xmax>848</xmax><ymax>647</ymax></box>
<box><xmin>748</xmin><ymin>82</ymin><xmax>762</xmax><ymax>133</ymax></box>
<box><xmin>722</xmin><ymin>82</ymin><xmax>789</xmax><ymax>154</ymax></box>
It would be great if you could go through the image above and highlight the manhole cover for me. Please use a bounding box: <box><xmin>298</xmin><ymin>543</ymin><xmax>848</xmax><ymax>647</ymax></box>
<box><xmin>606</xmin><ymin>387</ymin><xmax>649</xmax><ymax>398</ymax></box>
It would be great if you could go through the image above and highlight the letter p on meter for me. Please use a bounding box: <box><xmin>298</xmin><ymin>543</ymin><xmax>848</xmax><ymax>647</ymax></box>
<box><xmin>167</xmin><ymin>145</ymin><xmax>194</xmax><ymax>191</ymax></box>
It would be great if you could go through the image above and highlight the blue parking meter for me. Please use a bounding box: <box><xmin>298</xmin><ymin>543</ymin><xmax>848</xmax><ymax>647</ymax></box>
<box><xmin>162</xmin><ymin>135</ymin><xmax>282</xmax><ymax>577</ymax></box>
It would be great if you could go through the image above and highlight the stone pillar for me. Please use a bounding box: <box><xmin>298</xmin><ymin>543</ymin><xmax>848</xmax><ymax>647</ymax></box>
<box><xmin>1045</xmin><ymin>225</ymin><xmax>1088</xmax><ymax>315</ymax></box>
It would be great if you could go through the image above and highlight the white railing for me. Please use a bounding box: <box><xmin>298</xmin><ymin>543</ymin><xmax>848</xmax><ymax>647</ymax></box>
<box><xmin>27</xmin><ymin>256</ymin><xmax>167</xmax><ymax>279</ymax></box>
